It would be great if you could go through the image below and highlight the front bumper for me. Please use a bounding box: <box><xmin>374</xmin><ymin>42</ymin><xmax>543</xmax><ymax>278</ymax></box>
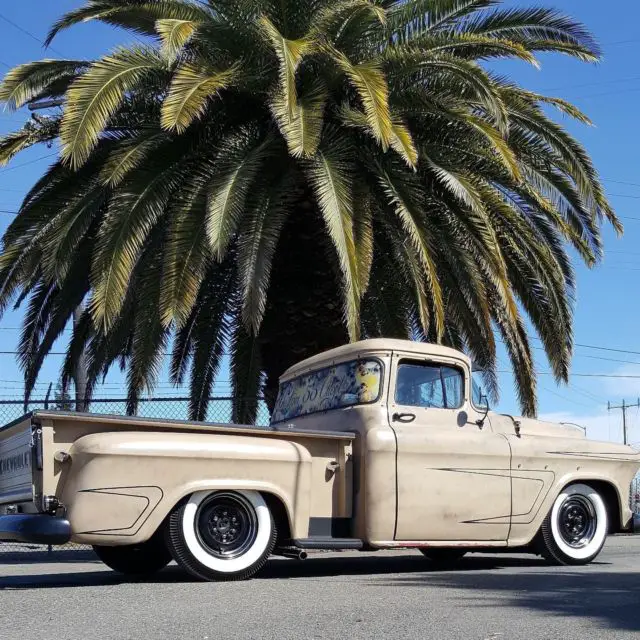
<box><xmin>0</xmin><ymin>514</ymin><xmax>71</xmax><ymax>545</ymax></box>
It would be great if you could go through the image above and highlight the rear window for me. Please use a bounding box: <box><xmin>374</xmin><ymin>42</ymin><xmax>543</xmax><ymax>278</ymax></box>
<box><xmin>271</xmin><ymin>359</ymin><xmax>382</xmax><ymax>424</ymax></box>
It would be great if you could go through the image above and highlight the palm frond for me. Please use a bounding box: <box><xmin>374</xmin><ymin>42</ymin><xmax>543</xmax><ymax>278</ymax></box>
<box><xmin>60</xmin><ymin>46</ymin><xmax>166</xmax><ymax>169</ymax></box>
<box><xmin>308</xmin><ymin>137</ymin><xmax>361</xmax><ymax>341</ymax></box>
<box><xmin>161</xmin><ymin>61</ymin><xmax>240</xmax><ymax>132</ymax></box>
<box><xmin>206</xmin><ymin>132</ymin><xmax>276</xmax><ymax>261</ymax></box>
<box><xmin>0</xmin><ymin>60</ymin><xmax>90</xmax><ymax>110</ymax></box>
<box><xmin>156</xmin><ymin>18</ymin><xmax>199</xmax><ymax>59</ymax></box>
<box><xmin>258</xmin><ymin>15</ymin><xmax>313</xmax><ymax>119</ymax></box>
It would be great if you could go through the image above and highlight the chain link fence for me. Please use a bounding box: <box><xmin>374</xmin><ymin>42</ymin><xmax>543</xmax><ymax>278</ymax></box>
<box><xmin>0</xmin><ymin>395</ymin><xmax>269</xmax><ymax>559</ymax></box>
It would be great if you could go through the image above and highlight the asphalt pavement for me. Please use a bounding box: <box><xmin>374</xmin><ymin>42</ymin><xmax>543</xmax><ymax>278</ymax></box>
<box><xmin>1</xmin><ymin>536</ymin><xmax>639</xmax><ymax>640</ymax></box>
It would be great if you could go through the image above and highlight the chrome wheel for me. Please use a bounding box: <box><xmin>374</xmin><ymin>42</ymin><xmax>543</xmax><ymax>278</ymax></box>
<box><xmin>558</xmin><ymin>495</ymin><xmax>597</xmax><ymax>549</ymax></box>
<box><xmin>195</xmin><ymin>492</ymin><xmax>258</xmax><ymax>560</ymax></box>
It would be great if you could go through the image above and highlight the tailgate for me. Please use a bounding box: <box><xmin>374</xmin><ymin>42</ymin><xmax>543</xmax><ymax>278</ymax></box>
<box><xmin>0</xmin><ymin>415</ymin><xmax>36</xmax><ymax>506</ymax></box>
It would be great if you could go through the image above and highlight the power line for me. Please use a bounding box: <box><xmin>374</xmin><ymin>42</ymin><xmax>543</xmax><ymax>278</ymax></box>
<box><xmin>602</xmin><ymin>38</ymin><xmax>640</xmax><ymax>47</ymax></box>
<box><xmin>0</xmin><ymin>59</ymin><xmax>11</xmax><ymax>69</ymax></box>
<box><xmin>603</xmin><ymin>178</ymin><xmax>640</xmax><ymax>189</ymax></box>
<box><xmin>0</xmin><ymin>151</ymin><xmax>58</xmax><ymax>174</ymax></box>
<box><xmin>0</xmin><ymin>13</ymin><xmax>65</xmax><ymax>57</ymax></box>
<box><xmin>608</xmin><ymin>193</ymin><xmax>640</xmax><ymax>200</ymax></box>
<box><xmin>543</xmin><ymin>75</ymin><xmax>640</xmax><ymax>94</ymax></box>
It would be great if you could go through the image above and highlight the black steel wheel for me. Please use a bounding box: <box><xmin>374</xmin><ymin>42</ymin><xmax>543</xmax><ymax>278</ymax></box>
<box><xmin>538</xmin><ymin>483</ymin><xmax>608</xmax><ymax>566</ymax></box>
<box><xmin>165</xmin><ymin>490</ymin><xmax>276</xmax><ymax>582</ymax></box>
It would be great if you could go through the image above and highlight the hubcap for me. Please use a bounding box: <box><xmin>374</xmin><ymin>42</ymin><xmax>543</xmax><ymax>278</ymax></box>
<box><xmin>558</xmin><ymin>495</ymin><xmax>597</xmax><ymax>549</ymax></box>
<box><xmin>195</xmin><ymin>493</ymin><xmax>258</xmax><ymax>559</ymax></box>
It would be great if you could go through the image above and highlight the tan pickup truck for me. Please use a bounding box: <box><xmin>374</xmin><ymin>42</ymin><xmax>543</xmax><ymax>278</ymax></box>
<box><xmin>1</xmin><ymin>339</ymin><xmax>639</xmax><ymax>581</ymax></box>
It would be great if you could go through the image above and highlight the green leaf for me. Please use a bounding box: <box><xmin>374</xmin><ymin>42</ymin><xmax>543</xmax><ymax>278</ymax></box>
<box><xmin>390</xmin><ymin>119</ymin><xmax>418</xmax><ymax>169</ymax></box>
<box><xmin>0</xmin><ymin>131</ymin><xmax>33</xmax><ymax>167</ymax></box>
<box><xmin>90</xmin><ymin>162</ymin><xmax>183</xmax><ymax>331</ymax></box>
<box><xmin>60</xmin><ymin>47</ymin><xmax>166</xmax><ymax>169</ymax></box>
<box><xmin>156</xmin><ymin>18</ymin><xmax>198</xmax><ymax>59</ymax></box>
<box><xmin>237</xmin><ymin>172</ymin><xmax>293</xmax><ymax>333</ymax></box>
<box><xmin>328</xmin><ymin>46</ymin><xmax>393</xmax><ymax>149</ymax></box>
<box><xmin>308</xmin><ymin>142</ymin><xmax>361</xmax><ymax>341</ymax></box>
<box><xmin>206</xmin><ymin>134</ymin><xmax>274</xmax><ymax>261</ymax></box>
<box><xmin>99</xmin><ymin>131</ymin><xmax>167</xmax><ymax>186</ymax></box>
<box><xmin>45</xmin><ymin>0</ymin><xmax>214</xmax><ymax>46</ymax></box>
<box><xmin>258</xmin><ymin>15</ymin><xmax>312</xmax><ymax>119</ymax></box>
<box><xmin>270</xmin><ymin>79</ymin><xmax>327</xmax><ymax>157</ymax></box>
<box><xmin>161</xmin><ymin>62</ymin><xmax>240</xmax><ymax>133</ymax></box>
<box><xmin>159</xmin><ymin>166</ymin><xmax>211</xmax><ymax>329</ymax></box>
<box><xmin>353</xmin><ymin>182</ymin><xmax>374</xmax><ymax>294</ymax></box>
<box><xmin>0</xmin><ymin>60</ymin><xmax>89</xmax><ymax>110</ymax></box>
<box><xmin>375</xmin><ymin>167</ymin><xmax>444</xmax><ymax>338</ymax></box>
<box><xmin>230</xmin><ymin>322</ymin><xmax>263</xmax><ymax>424</ymax></box>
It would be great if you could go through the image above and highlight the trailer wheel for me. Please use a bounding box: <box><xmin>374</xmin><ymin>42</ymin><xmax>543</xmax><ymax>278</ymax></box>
<box><xmin>538</xmin><ymin>483</ymin><xmax>608</xmax><ymax>566</ymax></box>
<box><xmin>93</xmin><ymin>531</ymin><xmax>172</xmax><ymax>576</ymax></box>
<box><xmin>419</xmin><ymin>548</ymin><xmax>467</xmax><ymax>564</ymax></box>
<box><xmin>165</xmin><ymin>490</ymin><xmax>276</xmax><ymax>581</ymax></box>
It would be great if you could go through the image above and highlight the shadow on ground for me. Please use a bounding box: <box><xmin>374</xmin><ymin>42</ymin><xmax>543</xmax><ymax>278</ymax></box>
<box><xmin>1</xmin><ymin>553</ymin><xmax>638</xmax><ymax>632</ymax></box>
<box><xmin>380</xmin><ymin>566</ymin><xmax>640</xmax><ymax>633</ymax></box>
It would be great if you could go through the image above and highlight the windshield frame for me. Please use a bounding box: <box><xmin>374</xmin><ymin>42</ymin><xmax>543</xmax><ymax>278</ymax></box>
<box><xmin>270</xmin><ymin>357</ymin><xmax>385</xmax><ymax>425</ymax></box>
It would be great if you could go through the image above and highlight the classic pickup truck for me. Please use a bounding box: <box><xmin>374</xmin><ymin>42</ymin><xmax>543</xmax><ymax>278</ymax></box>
<box><xmin>1</xmin><ymin>339</ymin><xmax>639</xmax><ymax>581</ymax></box>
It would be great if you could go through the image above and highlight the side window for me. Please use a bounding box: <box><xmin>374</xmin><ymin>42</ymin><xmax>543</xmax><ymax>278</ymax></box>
<box><xmin>395</xmin><ymin>362</ymin><xmax>464</xmax><ymax>409</ymax></box>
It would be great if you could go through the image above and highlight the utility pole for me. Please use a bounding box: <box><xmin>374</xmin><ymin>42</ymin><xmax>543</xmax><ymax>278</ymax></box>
<box><xmin>608</xmin><ymin>398</ymin><xmax>640</xmax><ymax>445</ymax></box>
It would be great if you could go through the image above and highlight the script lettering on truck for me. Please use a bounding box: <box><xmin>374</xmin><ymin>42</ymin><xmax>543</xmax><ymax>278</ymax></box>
<box><xmin>0</xmin><ymin>451</ymin><xmax>31</xmax><ymax>477</ymax></box>
<box><xmin>271</xmin><ymin>358</ymin><xmax>382</xmax><ymax>423</ymax></box>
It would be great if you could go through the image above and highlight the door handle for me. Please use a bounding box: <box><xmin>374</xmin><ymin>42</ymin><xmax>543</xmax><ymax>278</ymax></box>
<box><xmin>392</xmin><ymin>412</ymin><xmax>416</xmax><ymax>423</ymax></box>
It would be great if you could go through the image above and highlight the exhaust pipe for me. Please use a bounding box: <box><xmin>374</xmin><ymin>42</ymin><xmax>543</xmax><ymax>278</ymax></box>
<box><xmin>273</xmin><ymin>548</ymin><xmax>308</xmax><ymax>561</ymax></box>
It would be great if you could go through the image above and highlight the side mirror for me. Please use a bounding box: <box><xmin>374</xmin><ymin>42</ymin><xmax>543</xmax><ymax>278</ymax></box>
<box><xmin>476</xmin><ymin>393</ymin><xmax>490</xmax><ymax>428</ymax></box>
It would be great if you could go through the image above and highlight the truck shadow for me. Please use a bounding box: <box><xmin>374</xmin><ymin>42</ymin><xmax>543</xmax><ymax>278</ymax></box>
<box><xmin>0</xmin><ymin>552</ymin><xmax>597</xmax><ymax>589</ymax></box>
<box><xmin>378</xmin><ymin>568</ymin><xmax>640</xmax><ymax>633</ymax></box>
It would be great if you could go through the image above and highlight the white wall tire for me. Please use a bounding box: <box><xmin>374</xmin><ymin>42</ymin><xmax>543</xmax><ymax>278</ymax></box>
<box><xmin>166</xmin><ymin>490</ymin><xmax>276</xmax><ymax>581</ymax></box>
<box><xmin>539</xmin><ymin>483</ymin><xmax>608</xmax><ymax>566</ymax></box>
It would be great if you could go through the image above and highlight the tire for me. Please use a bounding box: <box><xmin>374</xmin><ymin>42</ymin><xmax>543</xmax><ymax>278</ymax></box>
<box><xmin>419</xmin><ymin>548</ymin><xmax>467</xmax><ymax>564</ymax></box>
<box><xmin>165</xmin><ymin>490</ymin><xmax>276</xmax><ymax>581</ymax></box>
<box><xmin>93</xmin><ymin>530</ymin><xmax>172</xmax><ymax>576</ymax></box>
<box><xmin>538</xmin><ymin>483</ymin><xmax>608</xmax><ymax>566</ymax></box>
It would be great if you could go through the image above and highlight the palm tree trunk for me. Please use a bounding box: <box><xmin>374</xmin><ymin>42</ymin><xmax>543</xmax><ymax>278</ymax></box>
<box><xmin>259</xmin><ymin>202</ymin><xmax>348</xmax><ymax>413</ymax></box>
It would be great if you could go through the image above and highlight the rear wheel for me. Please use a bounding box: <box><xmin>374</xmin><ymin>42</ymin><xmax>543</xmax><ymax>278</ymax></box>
<box><xmin>419</xmin><ymin>548</ymin><xmax>467</xmax><ymax>564</ymax></box>
<box><xmin>93</xmin><ymin>531</ymin><xmax>172</xmax><ymax>576</ymax></box>
<box><xmin>165</xmin><ymin>490</ymin><xmax>276</xmax><ymax>581</ymax></box>
<box><xmin>538</xmin><ymin>483</ymin><xmax>608</xmax><ymax>566</ymax></box>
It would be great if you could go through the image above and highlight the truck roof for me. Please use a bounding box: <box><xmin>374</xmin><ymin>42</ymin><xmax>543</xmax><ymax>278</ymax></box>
<box><xmin>281</xmin><ymin>338</ymin><xmax>471</xmax><ymax>381</ymax></box>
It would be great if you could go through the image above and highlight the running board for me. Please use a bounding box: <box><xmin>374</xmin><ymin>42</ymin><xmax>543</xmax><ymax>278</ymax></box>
<box><xmin>292</xmin><ymin>537</ymin><xmax>363</xmax><ymax>550</ymax></box>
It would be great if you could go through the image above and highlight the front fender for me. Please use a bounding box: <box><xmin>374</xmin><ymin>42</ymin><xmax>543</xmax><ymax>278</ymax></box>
<box><xmin>60</xmin><ymin>431</ymin><xmax>312</xmax><ymax>545</ymax></box>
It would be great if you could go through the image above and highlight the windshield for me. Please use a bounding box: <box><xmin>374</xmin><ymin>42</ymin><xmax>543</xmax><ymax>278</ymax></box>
<box><xmin>271</xmin><ymin>359</ymin><xmax>382</xmax><ymax>424</ymax></box>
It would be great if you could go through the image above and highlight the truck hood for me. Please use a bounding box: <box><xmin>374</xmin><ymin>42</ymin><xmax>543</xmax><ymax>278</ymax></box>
<box><xmin>489</xmin><ymin>412</ymin><xmax>640</xmax><ymax>456</ymax></box>
<box><xmin>494</xmin><ymin>414</ymin><xmax>586</xmax><ymax>439</ymax></box>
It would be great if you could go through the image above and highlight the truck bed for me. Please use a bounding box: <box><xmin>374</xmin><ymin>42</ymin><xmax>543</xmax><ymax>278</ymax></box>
<box><xmin>0</xmin><ymin>410</ymin><xmax>355</xmax><ymax>547</ymax></box>
<box><xmin>1</xmin><ymin>410</ymin><xmax>355</xmax><ymax>441</ymax></box>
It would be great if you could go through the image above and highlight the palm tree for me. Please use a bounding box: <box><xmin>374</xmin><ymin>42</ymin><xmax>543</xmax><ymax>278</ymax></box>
<box><xmin>0</xmin><ymin>0</ymin><xmax>619</xmax><ymax>421</ymax></box>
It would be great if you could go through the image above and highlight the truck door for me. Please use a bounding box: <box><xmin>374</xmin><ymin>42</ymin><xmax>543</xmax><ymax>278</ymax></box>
<box><xmin>388</xmin><ymin>355</ymin><xmax>511</xmax><ymax>542</ymax></box>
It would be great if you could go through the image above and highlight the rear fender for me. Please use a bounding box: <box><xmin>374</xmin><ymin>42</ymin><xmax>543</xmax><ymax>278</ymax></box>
<box><xmin>62</xmin><ymin>431</ymin><xmax>313</xmax><ymax>545</ymax></box>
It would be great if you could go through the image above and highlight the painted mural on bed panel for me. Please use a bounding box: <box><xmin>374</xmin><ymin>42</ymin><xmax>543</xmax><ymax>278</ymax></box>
<box><xmin>271</xmin><ymin>359</ymin><xmax>382</xmax><ymax>423</ymax></box>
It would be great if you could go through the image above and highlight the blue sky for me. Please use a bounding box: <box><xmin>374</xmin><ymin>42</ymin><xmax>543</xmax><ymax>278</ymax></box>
<box><xmin>1</xmin><ymin>1</ymin><xmax>640</xmax><ymax>443</ymax></box>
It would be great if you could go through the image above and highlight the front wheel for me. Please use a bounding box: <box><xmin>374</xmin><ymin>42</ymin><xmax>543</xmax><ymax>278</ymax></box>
<box><xmin>93</xmin><ymin>531</ymin><xmax>172</xmax><ymax>576</ymax></box>
<box><xmin>165</xmin><ymin>490</ymin><xmax>276</xmax><ymax>581</ymax></box>
<box><xmin>538</xmin><ymin>483</ymin><xmax>608</xmax><ymax>566</ymax></box>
